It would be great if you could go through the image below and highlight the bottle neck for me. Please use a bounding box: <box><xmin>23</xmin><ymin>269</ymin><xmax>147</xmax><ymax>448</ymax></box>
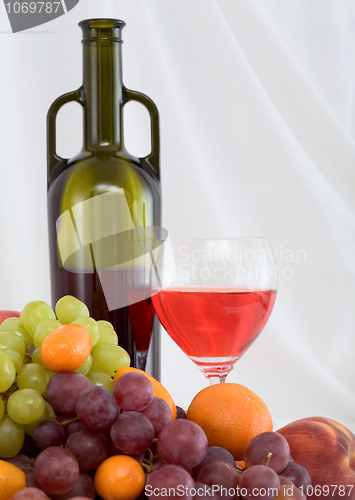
<box><xmin>82</xmin><ymin>39</ymin><xmax>123</xmax><ymax>152</ymax></box>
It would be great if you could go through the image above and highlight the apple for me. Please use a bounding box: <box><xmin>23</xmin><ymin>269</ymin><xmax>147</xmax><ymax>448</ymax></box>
<box><xmin>277</xmin><ymin>417</ymin><xmax>355</xmax><ymax>500</ymax></box>
<box><xmin>0</xmin><ymin>310</ymin><xmax>20</xmax><ymax>325</ymax></box>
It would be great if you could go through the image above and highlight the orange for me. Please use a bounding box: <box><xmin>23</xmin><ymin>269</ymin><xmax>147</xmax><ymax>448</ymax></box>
<box><xmin>0</xmin><ymin>459</ymin><xmax>26</xmax><ymax>500</ymax></box>
<box><xmin>40</xmin><ymin>324</ymin><xmax>92</xmax><ymax>372</ymax></box>
<box><xmin>94</xmin><ymin>455</ymin><xmax>145</xmax><ymax>500</ymax></box>
<box><xmin>186</xmin><ymin>383</ymin><xmax>272</xmax><ymax>460</ymax></box>
<box><xmin>114</xmin><ymin>366</ymin><xmax>176</xmax><ymax>419</ymax></box>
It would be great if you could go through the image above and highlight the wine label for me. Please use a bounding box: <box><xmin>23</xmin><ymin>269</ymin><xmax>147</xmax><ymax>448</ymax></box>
<box><xmin>3</xmin><ymin>0</ymin><xmax>80</xmax><ymax>33</ymax></box>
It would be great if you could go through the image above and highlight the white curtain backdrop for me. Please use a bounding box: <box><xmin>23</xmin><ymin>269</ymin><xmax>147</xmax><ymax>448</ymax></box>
<box><xmin>1</xmin><ymin>0</ymin><xmax>355</xmax><ymax>432</ymax></box>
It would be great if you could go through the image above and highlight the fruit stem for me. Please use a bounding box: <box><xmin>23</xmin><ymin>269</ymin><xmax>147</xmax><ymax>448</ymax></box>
<box><xmin>59</xmin><ymin>417</ymin><xmax>79</xmax><ymax>427</ymax></box>
<box><xmin>263</xmin><ymin>452</ymin><xmax>272</xmax><ymax>467</ymax></box>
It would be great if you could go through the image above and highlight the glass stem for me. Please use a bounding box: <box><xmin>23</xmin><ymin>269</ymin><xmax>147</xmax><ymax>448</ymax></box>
<box><xmin>208</xmin><ymin>375</ymin><xmax>227</xmax><ymax>385</ymax></box>
<box><xmin>136</xmin><ymin>350</ymin><xmax>149</xmax><ymax>371</ymax></box>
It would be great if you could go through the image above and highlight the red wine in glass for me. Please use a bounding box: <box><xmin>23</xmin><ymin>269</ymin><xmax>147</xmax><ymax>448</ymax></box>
<box><xmin>151</xmin><ymin>239</ymin><xmax>278</xmax><ymax>383</ymax></box>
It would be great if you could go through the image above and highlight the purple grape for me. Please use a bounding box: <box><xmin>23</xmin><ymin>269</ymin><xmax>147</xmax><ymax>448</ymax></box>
<box><xmin>46</xmin><ymin>372</ymin><xmax>91</xmax><ymax>415</ymax></box>
<box><xmin>75</xmin><ymin>385</ymin><xmax>117</xmax><ymax>431</ymax></box>
<box><xmin>157</xmin><ymin>419</ymin><xmax>208</xmax><ymax>470</ymax></box>
<box><xmin>24</xmin><ymin>469</ymin><xmax>37</xmax><ymax>487</ymax></box>
<box><xmin>196</xmin><ymin>461</ymin><xmax>240</xmax><ymax>500</ymax></box>
<box><xmin>277</xmin><ymin>476</ymin><xmax>301</xmax><ymax>499</ymax></box>
<box><xmin>8</xmin><ymin>487</ymin><xmax>50</xmax><ymax>500</ymax></box>
<box><xmin>64</xmin><ymin>428</ymin><xmax>108</xmax><ymax>472</ymax></box>
<box><xmin>113</xmin><ymin>372</ymin><xmax>154</xmax><ymax>411</ymax></box>
<box><xmin>279</xmin><ymin>462</ymin><xmax>312</xmax><ymax>491</ymax></box>
<box><xmin>110</xmin><ymin>411</ymin><xmax>154</xmax><ymax>456</ymax></box>
<box><xmin>192</xmin><ymin>446</ymin><xmax>236</xmax><ymax>479</ymax></box>
<box><xmin>6</xmin><ymin>453</ymin><xmax>33</xmax><ymax>470</ymax></box>
<box><xmin>176</xmin><ymin>406</ymin><xmax>187</xmax><ymax>419</ymax></box>
<box><xmin>145</xmin><ymin>463</ymin><xmax>195</xmax><ymax>500</ymax></box>
<box><xmin>244</xmin><ymin>431</ymin><xmax>290</xmax><ymax>473</ymax></box>
<box><xmin>194</xmin><ymin>482</ymin><xmax>219</xmax><ymax>500</ymax></box>
<box><xmin>239</xmin><ymin>464</ymin><xmax>280</xmax><ymax>500</ymax></box>
<box><xmin>33</xmin><ymin>420</ymin><xmax>65</xmax><ymax>450</ymax></box>
<box><xmin>52</xmin><ymin>472</ymin><xmax>96</xmax><ymax>500</ymax></box>
<box><xmin>33</xmin><ymin>446</ymin><xmax>79</xmax><ymax>495</ymax></box>
<box><xmin>140</xmin><ymin>396</ymin><xmax>173</xmax><ymax>437</ymax></box>
<box><xmin>63</xmin><ymin>420</ymin><xmax>87</xmax><ymax>439</ymax></box>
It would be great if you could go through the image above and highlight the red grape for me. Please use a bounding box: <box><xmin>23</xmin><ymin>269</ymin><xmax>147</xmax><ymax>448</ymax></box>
<box><xmin>6</xmin><ymin>454</ymin><xmax>33</xmax><ymax>470</ymax></box>
<box><xmin>140</xmin><ymin>396</ymin><xmax>173</xmax><ymax>437</ymax></box>
<box><xmin>278</xmin><ymin>462</ymin><xmax>311</xmax><ymax>491</ymax></box>
<box><xmin>194</xmin><ymin>482</ymin><xmax>219</xmax><ymax>500</ymax></box>
<box><xmin>33</xmin><ymin>420</ymin><xmax>65</xmax><ymax>449</ymax></box>
<box><xmin>33</xmin><ymin>446</ymin><xmax>79</xmax><ymax>495</ymax></box>
<box><xmin>113</xmin><ymin>372</ymin><xmax>154</xmax><ymax>411</ymax></box>
<box><xmin>76</xmin><ymin>385</ymin><xmax>117</xmax><ymax>431</ymax></box>
<box><xmin>157</xmin><ymin>419</ymin><xmax>208</xmax><ymax>470</ymax></box>
<box><xmin>145</xmin><ymin>463</ymin><xmax>195</xmax><ymax>500</ymax></box>
<box><xmin>176</xmin><ymin>406</ymin><xmax>187</xmax><ymax>419</ymax></box>
<box><xmin>196</xmin><ymin>461</ymin><xmax>240</xmax><ymax>500</ymax></box>
<box><xmin>52</xmin><ymin>472</ymin><xmax>96</xmax><ymax>500</ymax></box>
<box><xmin>110</xmin><ymin>411</ymin><xmax>154</xmax><ymax>456</ymax></box>
<box><xmin>239</xmin><ymin>464</ymin><xmax>280</xmax><ymax>500</ymax></box>
<box><xmin>193</xmin><ymin>445</ymin><xmax>236</xmax><ymax>479</ymax></box>
<box><xmin>64</xmin><ymin>428</ymin><xmax>108</xmax><ymax>472</ymax></box>
<box><xmin>46</xmin><ymin>372</ymin><xmax>91</xmax><ymax>415</ymax></box>
<box><xmin>244</xmin><ymin>432</ymin><xmax>290</xmax><ymax>473</ymax></box>
<box><xmin>8</xmin><ymin>487</ymin><xmax>49</xmax><ymax>499</ymax></box>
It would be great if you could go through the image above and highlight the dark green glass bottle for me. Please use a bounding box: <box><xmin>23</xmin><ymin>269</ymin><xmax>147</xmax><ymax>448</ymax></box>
<box><xmin>47</xmin><ymin>19</ymin><xmax>161</xmax><ymax>379</ymax></box>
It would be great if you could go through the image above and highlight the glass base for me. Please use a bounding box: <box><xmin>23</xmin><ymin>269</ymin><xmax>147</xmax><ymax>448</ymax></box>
<box><xmin>189</xmin><ymin>356</ymin><xmax>239</xmax><ymax>384</ymax></box>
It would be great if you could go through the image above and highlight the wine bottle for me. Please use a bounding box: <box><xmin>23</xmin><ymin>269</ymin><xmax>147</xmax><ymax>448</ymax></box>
<box><xmin>47</xmin><ymin>19</ymin><xmax>161</xmax><ymax>379</ymax></box>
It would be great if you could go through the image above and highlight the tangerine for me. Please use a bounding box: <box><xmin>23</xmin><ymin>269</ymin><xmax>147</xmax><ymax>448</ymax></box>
<box><xmin>40</xmin><ymin>324</ymin><xmax>92</xmax><ymax>372</ymax></box>
<box><xmin>114</xmin><ymin>367</ymin><xmax>176</xmax><ymax>419</ymax></box>
<box><xmin>94</xmin><ymin>455</ymin><xmax>145</xmax><ymax>500</ymax></box>
<box><xmin>0</xmin><ymin>459</ymin><xmax>26</xmax><ymax>500</ymax></box>
<box><xmin>186</xmin><ymin>383</ymin><xmax>273</xmax><ymax>460</ymax></box>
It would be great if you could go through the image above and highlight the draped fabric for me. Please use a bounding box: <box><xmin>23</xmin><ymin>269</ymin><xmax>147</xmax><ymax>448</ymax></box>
<box><xmin>0</xmin><ymin>0</ymin><xmax>354</xmax><ymax>430</ymax></box>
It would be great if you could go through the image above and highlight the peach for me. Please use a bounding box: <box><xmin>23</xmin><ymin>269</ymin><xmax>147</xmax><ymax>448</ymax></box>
<box><xmin>277</xmin><ymin>417</ymin><xmax>355</xmax><ymax>500</ymax></box>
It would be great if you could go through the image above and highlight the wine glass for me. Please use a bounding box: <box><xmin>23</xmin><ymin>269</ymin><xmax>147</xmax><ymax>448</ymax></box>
<box><xmin>150</xmin><ymin>238</ymin><xmax>277</xmax><ymax>384</ymax></box>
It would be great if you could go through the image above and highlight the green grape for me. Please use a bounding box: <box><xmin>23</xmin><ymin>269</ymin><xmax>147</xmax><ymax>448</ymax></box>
<box><xmin>20</xmin><ymin>301</ymin><xmax>56</xmax><ymax>337</ymax></box>
<box><xmin>55</xmin><ymin>295</ymin><xmax>89</xmax><ymax>324</ymax></box>
<box><xmin>24</xmin><ymin>400</ymin><xmax>56</xmax><ymax>436</ymax></box>
<box><xmin>86</xmin><ymin>370</ymin><xmax>114</xmax><ymax>392</ymax></box>
<box><xmin>31</xmin><ymin>348</ymin><xmax>56</xmax><ymax>379</ymax></box>
<box><xmin>31</xmin><ymin>347</ymin><xmax>44</xmax><ymax>366</ymax></box>
<box><xmin>33</xmin><ymin>319</ymin><xmax>61</xmax><ymax>348</ymax></box>
<box><xmin>4</xmin><ymin>349</ymin><xmax>23</xmax><ymax>373</ymax></box>
<box><xmin>7</xmin><ymin>388</ymin><xmax>45</xmax><ymax>425</ymax></box>
<box><xmin>72</xmin><ymin>317</ymin><xmax>100</xmax><ymax>347</ymax></box>
<box><xmin>17</xmin><ymin>363</ymin><xmax>49</xmax><ymax>395</ymax></box>
<box><xmin>0</xmin><ymin>415</ymin><xmax>25</xmax><ymax>458</ymax></box>
<box><xmin>97</xmin><ymin>325</ymin><xmax>118</xmax><ymax>345</ymax></box>
<box><xmin>0</xmin><ymin>351</ymin><xmax>16</xmax><ymax>392</ymax></box>
<box><xmin>97</xmin><ymin>319</ymin><xmax>115</xmax><ymax>330</ymax></box>
<box><xmin>46</xmin><ymin>368</ymin><xmax>56</xmax><ymax>380</ymax></box>
<box><xmin>0</xmin><ymin>398</ymin><xmax>4</xmax><ymax>421</ymax></box>
<box><xmin>91</xmin><ymin>343</ymin><xmax>130</xmax><ymax>377</ymax></box>
<box><xmin>0</xmin><ymin>332</ymin><xmax>26</xmax><ymax>358</ymax></box>
<box><xmin>0</xmin><ymin>318</ymin><xmax>32</xmax><ymax>348</ymax></box>
<box><xmin>75</xmin><ymin>353</ymin><xmax>92</xmax><ymax>375</ymax></box>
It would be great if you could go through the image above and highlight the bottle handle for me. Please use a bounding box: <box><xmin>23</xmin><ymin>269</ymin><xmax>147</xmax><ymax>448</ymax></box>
<box><xmin>123</xmin><ymin>87</ymin><xmax>160</xmax><ymax>179</ymax></box>
<box><xmin>47</xmin><ymin>87</ymin><xmax>83</xmax><ymax>181</ymax></box>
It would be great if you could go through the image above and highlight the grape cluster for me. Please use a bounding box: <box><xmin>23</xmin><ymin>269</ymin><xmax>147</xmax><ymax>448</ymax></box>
<box><xmin>0</xmin><ymin>296</ymin><xmax>129</xmax><ymax>460</ymax></box>
<box><xmin>0</xmin><ymin>296</ymin><xmax>313</xmax><ymax>500</ymax></box>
